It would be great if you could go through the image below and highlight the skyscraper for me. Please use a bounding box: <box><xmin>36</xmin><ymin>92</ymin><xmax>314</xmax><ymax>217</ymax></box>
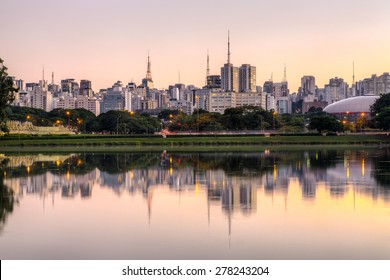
<box><xmin>324</xmin><ymin>77</ymin><xmax>349</xmax><ymax>103</ymax></box>
<box><xmin>239</xmin><ymin>64</ymin><xmax>256</xmax><ymax>92</ymax></box>
<box><xmin>301</xmin><ymin>76</ymin><xmax>316</xmax><ymax>95</ymax></box>
<box><xmin>263</xmin><ymin>80</ymin><xmax>273</xmax><ymax>94</ymax></box>
<box><xmin>221</xmin><ymin>31</ymin><xmax>239</xmax><ymax>92</ymax></box>
<box><xmin>80</xmin><ymin>80</ymin><xmax>93</xmax><ymax>97</ymax></box>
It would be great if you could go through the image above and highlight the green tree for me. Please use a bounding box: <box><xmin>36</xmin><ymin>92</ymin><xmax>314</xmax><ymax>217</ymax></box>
<box><xmin>281</xmin><ymin>114</ymin><xmax>305</xmax><ymax>132</ymax></box>
<box><xmin>373</xmin><ymin>107</ymin><xmax>390</xmax><ymax>131</ymax></box>
<box><xmin>0</xmin><ymin>58</ymin><xmax>18</xmax><ymax>132</ymax></box>
<box><xmin>371</xmin><ymin>93</ymin><xmax>390</xmax><ymax>130</ymax></box>
<box><xmin>223</xmin><ymin>107</ymin><xmax>245</xmax><ymax>130</ymax></box>
<box><xmin>308</xmin><ymin>115</ymin><xmax>344</xmax><ymax>134</ymax></box>
<box><xmin>157</xmin><ymin>109</ymin><xmax>179</xmax><ymax>120</ymax></box>
<box><xmin>370</xmin><ymin>93</ymin><xmax>390</xmax><ymax>115</ymax></box>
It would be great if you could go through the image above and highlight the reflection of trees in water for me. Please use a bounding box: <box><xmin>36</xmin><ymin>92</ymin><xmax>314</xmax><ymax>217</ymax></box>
<box><xmin>167</xmin><ymin>152</ymin><xmax>287</xmax><ymax>175</ymax></box>
<box><xmin>0</xmin><ymin>150</ymin><xmax>349</xmax><ymax>179</ymax></box>
<box><xmin>372</xmin><ymin>148</ymin><xmax>390</xmax><ymax>188</ymax></box>
<box><xmin>0</xmin><ymin>170</ymin><xmax>17</xmax><ymax>233</ymax></box>
<box><xmin>87</xmin><ymin>153</ymin><xmax>161</xmax><ymax>174</ymax></box>
<box><xmin>306</xmin><ymin>150</ymin><xmax>338</xmax><ymax>170</ymax></box>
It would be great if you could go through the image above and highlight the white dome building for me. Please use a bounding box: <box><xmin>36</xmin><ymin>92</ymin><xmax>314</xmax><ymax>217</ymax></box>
<box><xmin>323</xmin><ymin>95</ymin><xmax>379</xmax><ymax>121</ymax></box>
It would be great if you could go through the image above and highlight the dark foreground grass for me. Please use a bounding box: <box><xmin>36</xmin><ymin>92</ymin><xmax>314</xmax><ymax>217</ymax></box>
<box><xmin>0</xmin><ymin>134</ymin><xmax>389</xmax><ymax>151</ymax></box>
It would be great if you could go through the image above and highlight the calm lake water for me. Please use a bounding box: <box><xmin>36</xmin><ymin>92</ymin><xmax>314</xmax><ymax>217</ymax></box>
<box><xmin>0</xmin><ymin>148</ymin><xmax>390</xmax><ymax>259</ymax></box>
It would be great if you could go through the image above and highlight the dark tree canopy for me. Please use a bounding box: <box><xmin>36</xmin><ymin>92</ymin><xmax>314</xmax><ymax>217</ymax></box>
<box><xmin>371</xmin><ymin>93</ymin><xmax>390</xmax><ymax>130</ymax></box>
<box><xmin>308</xmin><ymin>115</ymin><xmax>344</xmax><ymax>134</ymax></box>
<box><xmin>370</xmin><ymin>93</ymin><xmax>390</xmax><ymax>115</ymax></box>
<box><xmin>0</xmin><ymin>58</ymin><xmax>18</xmax><ymax>132</ymax></box>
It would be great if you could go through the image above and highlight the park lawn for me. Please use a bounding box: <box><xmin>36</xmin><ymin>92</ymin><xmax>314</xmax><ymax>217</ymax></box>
<box><xmin>0</xmin><ymin>134</ymin><xmax>389</xmax><ymax>148</ymax></box>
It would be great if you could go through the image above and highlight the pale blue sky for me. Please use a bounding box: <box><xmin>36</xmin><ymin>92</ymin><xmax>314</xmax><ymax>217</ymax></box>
<box><xmin>1</xmin><ymin>0</ymin><xmax>389</xmax><ymax>91</ymax></box>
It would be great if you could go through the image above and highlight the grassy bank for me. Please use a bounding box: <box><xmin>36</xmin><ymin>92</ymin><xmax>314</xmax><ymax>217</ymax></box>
<box><xmin>0</xmin><ymin>134</ymin><xmax>389</xmax><ymax>151</ymax></box>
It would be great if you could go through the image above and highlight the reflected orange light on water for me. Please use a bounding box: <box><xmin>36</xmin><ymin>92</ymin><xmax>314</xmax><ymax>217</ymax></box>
<box><xmin>1</xmin><ymin>150</ymin><xmax>389</xmax><ymax>260</ymax></box>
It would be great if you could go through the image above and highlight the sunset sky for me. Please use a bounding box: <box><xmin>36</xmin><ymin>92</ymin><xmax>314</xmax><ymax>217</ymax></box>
<box><xmin>1</xmin><ymin>0</ymin><xmax>389</xmax><ymax>92</ymax></box>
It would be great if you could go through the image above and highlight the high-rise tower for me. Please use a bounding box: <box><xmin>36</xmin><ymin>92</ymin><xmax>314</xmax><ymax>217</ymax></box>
<box><xmin>221</xmin><ymin>31</ymin><xmax>238</xmax><ymax>92</ymax></box>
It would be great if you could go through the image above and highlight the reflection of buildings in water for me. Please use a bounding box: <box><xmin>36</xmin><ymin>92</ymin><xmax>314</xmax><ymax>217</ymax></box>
<box><xmin>287</xmin><ymin>152</ymin><xmax>390</xmax><ymax>202</ymax></box>
<box><xmin>4</xmin><ymin>168</ymin><xmax>97</xmax><ymax>200</ymax></box>
<box><xmin>58</xmin><ymin>170</ymin><xmax>96</xmax><ymax>199</ymax></box>
<box><xmin>5</xmin><ymin>173</ymin><xmax>53</xmax><ymax>197</ymax></box>
<box><xmin>301</xmin><ymin>174</ymin><xmax>317</xmax><ymax>199</ymax></box>
<box><xmin>264</xmin><ymin>165</ymin><xmax>289</xmax><ymax>195</ymax></box>
<box><xmin>0</xmin><ymin>154</ymin><xmax>73</xmax><ymax>169</ymax></box>
<box><xmin>3</xmin><ymin>151</ymin><xmax>390</xmax><ymax>218</ymax></box>
<box><xmin>99</xmin><ymin>171</ymin><xmax>126</xmax><ymax>195</ymax></box>
<box><xmin>168</xmin><ymin>168</ymin><xmax>195</xmax><ymax>191</ymax></box>
<box><xmin>325</xmin><ymin>157</ymin><xmax>374</xmax><ymax>198</ymax></box>
<box><xmin>206</xmin><ymin>170</ymin><xmax>258</xmax><ymax>215</ymax></box>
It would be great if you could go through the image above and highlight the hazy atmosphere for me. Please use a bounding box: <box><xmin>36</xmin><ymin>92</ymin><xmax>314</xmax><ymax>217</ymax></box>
<box><xmin>1</xmin><ymin>0</ymin><xmax>390</xmax><ymax>91</ymax></box>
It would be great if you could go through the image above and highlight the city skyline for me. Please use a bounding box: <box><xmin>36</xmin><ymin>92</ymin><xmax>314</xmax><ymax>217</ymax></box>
<box><xmin>1</xmin><ymin>0</ymin><xmax>390</xmax><ymax>92</ymax></box>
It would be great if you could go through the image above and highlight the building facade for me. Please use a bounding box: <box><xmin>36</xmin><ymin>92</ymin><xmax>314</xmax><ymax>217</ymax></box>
<box><xmin>239</xmin><ymin>64</ymin><xmax>256</xmax><ymax>92</ymax></box>
<box><xmin>221</xmin><ymin>63</ymin><xmax>239</xmax><ymax>92</ymax></box>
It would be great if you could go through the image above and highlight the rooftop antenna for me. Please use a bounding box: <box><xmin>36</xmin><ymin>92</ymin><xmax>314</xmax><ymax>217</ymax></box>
<box><xmin>227</xmin><ymin>30</ymin><xmax>231</xmax><ymax>64</ymax></box>
<box><xmin>206</xmin><ymin>49</ymin><xmax>210</xmax><ymax>85</ymax></box>
<box><xmin>270</xmin><ymin>72</ymin><xmax>273</xmax><ymax>82</ymax></box>
<box><xmin>283</xmin><ymin>63</ymin><xmax>287</xmax><ymax>82</ymax></box>
<box><xmin>51</xmin><ymin>71</ymin><xmax>54</xmax><ymax>85</ymax></box>
<box><xmin>352</xmin><ymin>62</ymin><xmax>355</xmax><ymax>85</ymax></box>
<box><xmin>178</xmin><ymin>71</ymin><xmax>181</xmax><ymax>84</ymax></box>
<box><xmin>42</xmin><ymin>65</ymin><xmax>46</xmax><ymax>89</ymax></box>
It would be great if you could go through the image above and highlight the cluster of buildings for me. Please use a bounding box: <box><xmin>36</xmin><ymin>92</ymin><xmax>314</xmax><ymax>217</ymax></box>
<box><xmin>10</xmin><ymin>34</ymin><xmax>390</xmax><ymax>117</ymax></box>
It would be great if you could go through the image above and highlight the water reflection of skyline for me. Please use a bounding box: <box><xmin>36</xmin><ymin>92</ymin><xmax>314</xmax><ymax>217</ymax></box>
<box><xmin>2</xmin><ymin>150</ymin><xmax>390</xmax><ymax>215</ymax></box>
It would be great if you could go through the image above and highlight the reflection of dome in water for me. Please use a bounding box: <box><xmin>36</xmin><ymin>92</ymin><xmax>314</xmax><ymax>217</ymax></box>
<box><xmin>323</xmin><ymin>95</ymin><xmax>379</xmax><ymax>114</ymax></box>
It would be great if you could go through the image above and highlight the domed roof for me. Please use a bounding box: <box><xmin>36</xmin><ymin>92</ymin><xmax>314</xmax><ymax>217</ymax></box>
<box><xmin>323</xmin><ymin>95</ymin><xmax>379</xmax><ymax>114</ymax></box>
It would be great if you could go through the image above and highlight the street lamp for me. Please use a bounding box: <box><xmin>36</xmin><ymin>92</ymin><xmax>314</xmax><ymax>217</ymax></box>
<box><xmin>361</xmin><ymin>112</ymin><xmax>365</xmax><ymax>133</ymax></box>
<box><xmin>273</xmin><ymin>111</ymin><xmax>277</xmax><ymax>131</ymax></box>
<box><xmin>195</xmin><ymin>96</ymin><xmax>200</xmax><ymax>133</ymax></box>
<box><xmin>66</xmin><ymin>111</ymin><xmax>70</xmax><ymax>127</ymax></box>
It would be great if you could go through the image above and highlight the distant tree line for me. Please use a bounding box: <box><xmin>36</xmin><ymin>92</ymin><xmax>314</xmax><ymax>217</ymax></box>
<box><xmin>4</xmin><ymin>96</ymin><xmax>390</xmax><ymax>135</ymax></box>
<box><xmin>166</xmin><ymin>106</ymin><xmax>306</xmax><ymax>133</ymax></box>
